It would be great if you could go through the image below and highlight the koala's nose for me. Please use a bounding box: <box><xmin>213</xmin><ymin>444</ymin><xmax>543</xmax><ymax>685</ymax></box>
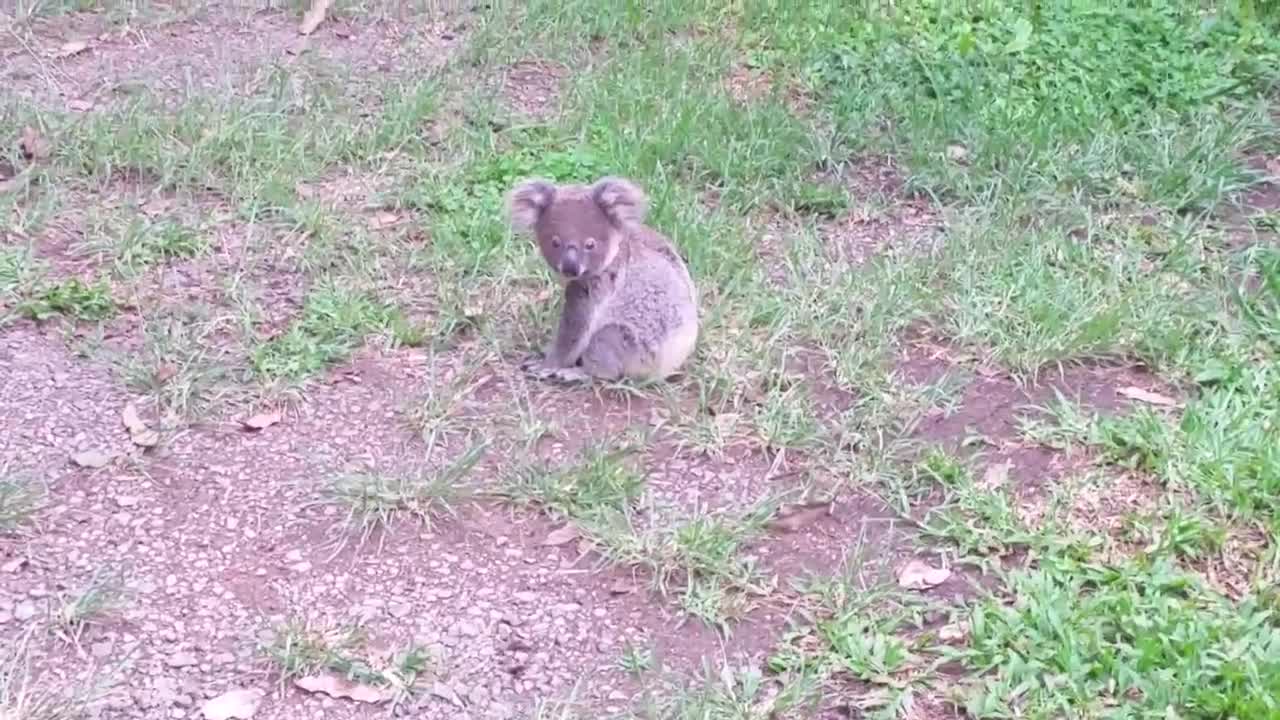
<box><xmin>560</xmin><ymin>249</ymin><xmax>582</xmax><ymax>277</ymax></box>
<box><xmin>561</xmin><ymin>259</ymin><xmax>582</xmax><ymax>277</ymax></box>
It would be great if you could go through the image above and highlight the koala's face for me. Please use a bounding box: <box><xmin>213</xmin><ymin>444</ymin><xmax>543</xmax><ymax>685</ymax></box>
<box><xmin>533</xmin><ymin>195</ymin><xmax>619</xmax><ymax>280</ymax></box>
<box><xmin>508</xmin><ymin>176</ymin><xmax>649</xmax><ymax>281</ymax></box>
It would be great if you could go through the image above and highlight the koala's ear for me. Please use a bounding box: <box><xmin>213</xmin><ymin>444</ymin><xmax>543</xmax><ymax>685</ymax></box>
<box><xmin>508</xmin><ymin>179</ymin><xmax>557</xmax><ymax>232</ymax></box>
<box><xmin>590</xmin><ymin>176</ymin><xmax>647</xmax><ymax>226</ymax></box>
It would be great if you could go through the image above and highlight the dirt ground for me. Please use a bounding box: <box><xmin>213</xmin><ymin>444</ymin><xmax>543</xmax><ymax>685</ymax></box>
<box><xmin>3</xmin><ymin>4</ymin><xmax>1278</xmax><ymax>720</ymax></box>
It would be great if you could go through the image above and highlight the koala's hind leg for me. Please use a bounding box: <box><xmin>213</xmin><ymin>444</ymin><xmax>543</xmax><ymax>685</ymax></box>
<box><xmin>579</xmin><ymin>324</ymin><xmax>646</xmax><ymax>381</ymax></box>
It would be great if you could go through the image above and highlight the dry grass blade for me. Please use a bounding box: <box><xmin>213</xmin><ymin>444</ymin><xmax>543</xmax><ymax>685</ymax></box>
<box><xmin>298</xmin><ymin>0</ymin><xmax>332</xmax><ymax>35</ymax></box>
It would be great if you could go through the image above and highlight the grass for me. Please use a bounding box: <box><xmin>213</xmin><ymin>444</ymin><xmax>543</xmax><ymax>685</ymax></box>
<box><xmin>4</xmin><ymin>0</ymin><xmax>1280</xmax><ymax>717</ymax></box>
<box><xmin>50</xmin><ymin>570</ymin><xmax>125</xmax><ymax>648</ymax></box>
<box><xmin>261</xmin><ymin>616</ymin><xmax>431</xmax><ymax>707</ymax></box>
<box><xmin>323</xmin><ymin>440</ymin><xmax>485</xmax><ymax>545</ymax></box>
<box><xmin>0</xmin><ymin>627</ymin><xmax>113</xmax><ymax>720</ymax></box>
<box><xmin>250</xmin><ymin>279</ymin><xmax>421</xmax><ymax>383</ymax></box>
<box><xmin>0</xmin><ymin>473</ymin><xmax>43</xmax><ymax>533</ymax></box>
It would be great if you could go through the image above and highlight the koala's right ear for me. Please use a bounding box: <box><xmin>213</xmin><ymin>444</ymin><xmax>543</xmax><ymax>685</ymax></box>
<box><xmin>508</xmin><ymin>179</ymin><xmax>557</xmax><ymax>232</ymax></box>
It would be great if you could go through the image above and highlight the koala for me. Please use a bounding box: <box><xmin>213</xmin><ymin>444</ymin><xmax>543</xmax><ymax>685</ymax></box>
<box><xmin>507</xmin><ymin>175</ymin><xmax>699</xmax><ymax>384</ymax></box>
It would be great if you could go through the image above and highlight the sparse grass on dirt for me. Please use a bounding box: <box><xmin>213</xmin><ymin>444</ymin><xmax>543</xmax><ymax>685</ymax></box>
<box><xmin>0</xmin><ymin>472</ymin><xmax>43</xmax><ymax>533</ymax></box>
<box><xmin>3</xmin><ymin>0</ymin><xmax>1280</xmax><ymax>718</ymax></box>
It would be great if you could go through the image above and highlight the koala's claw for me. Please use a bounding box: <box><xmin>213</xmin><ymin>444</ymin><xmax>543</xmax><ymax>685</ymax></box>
<box><xmin>520</xmin><ymin>356</ymin><xmax>590</xmax><ymax>385</ymax></box>
<box><xmin>546</xmin><ymin>367</ymin><xmax>591</xmax><ymax>385</ymax></box>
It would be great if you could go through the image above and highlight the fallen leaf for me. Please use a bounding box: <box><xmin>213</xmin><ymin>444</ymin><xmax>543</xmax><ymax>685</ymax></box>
<box><xmin>67</xmin><ymin>99</ymin><xmax>95</xmax><ymax>112</ymax></box>
<box><xmin>897</xmin><ymin>559</ymin><xmax>951</xmax><ymax>591</ymax></box>
<box><xmin>56</xmin><ymin>40</ymin><xmax>89</xmax><ymax>57</ymax></box>
<box><xmin>428</xmin><ymin>682</ymin><xmax>461</xmax><ymax>706</ymax></box>
<box><xmin>608</xmin><ymin>578</ymin><xmax>639</xmax><ymax>595</ymax></box>
<box><xmin>298</xmin><ymin>0</ymin><xmax>332</xmax><ymax>35</ymax></box>
<box><xmin>366</xmin><ymin>210</ymin><xmax>400</xmax><ymax>230</ymax></box>
<box><xmin>18</xmin><ymin>126</ymin><xmax>50</xmax><ymax>161</ymax></box>
<box><xmin>765</xmin><ymin>500</ymin><xmax>832</xmax><ymax>533</ymax></box>
<box><xmin>294</xmin><ymin>673</ymin><xmax>390</xmax><ymax>704</ymax></box>
<box><xmin>201</xmin><ymin>688</ymin><xmax>265</xmax><ymax>720</ymax></box>
<box><xmin>121</xmin><ymin>403</ymin><xmax>147</xmax><ymax>433</ymax></box>
<box><xmin>130</xmin><ymin>428</ymin><xmax>160</xmax><ymax>448</ymax></box>
<box><xmin>541</xmin><ymin>524</ymin><xmax>578</xmax><ymax>546</ymax></box>
<box><xmin>152</xmin><ymin>364</ymin><xmax>178</xmax><ymax>384</ymax></box>
<box><xmin>242</xmin><ymin>410</ymin><xmax>282</xmax><ymax>431</ymax></box>
<box><xmin>980</xmin><ymin>460</ymin><xmax>1012</xmax><ymax>490</ymax></box>
<box><xmin>938</xmin><ymin>622</ymin><xmax>969</xmax><ymax>642</ymax></box>
<box><xmin>121</xmin><ymin>403</ymin><xmax>160</xmax><ymax>447</ymax></box>
<box><xmin>1117</xmin><ymin>386</ymin><xmax>1180</xmax><ymax>408</ymax></box>
<box><xmin>139</xmin><ymin>196</ymin><xmax>175</xmax><ymax>217</ymax></box>
<box><xmin>70</xmin><ymin>449</ymin><xmax>113</xmax><ymax>469</ymax></box>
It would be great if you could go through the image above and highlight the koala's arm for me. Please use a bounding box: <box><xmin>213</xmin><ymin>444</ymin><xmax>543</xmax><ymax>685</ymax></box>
<box><xmin>544</xmin><ymin>281</ymin><xmax>596</xmax><ymax>368</ymax></box>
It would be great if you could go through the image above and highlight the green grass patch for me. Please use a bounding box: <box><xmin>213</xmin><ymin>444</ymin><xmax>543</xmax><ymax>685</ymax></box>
<box><xmin>744</xmin><ymin>1</ymin><xmax>1279</xmax><ymax>210</ymax></box>
<box><xmin>251</xmin><ymin>280</ymin><xmax>420</xmax><ymax>382</ymax></box>
<box><xmin>0</xmin><ymin>474</ymin><xmax>43</xmax><ymax>533</ymax></box>
<box><xmin>954</xmin><ymin>555</ymin><xmax>1280</xmax><ymax>718</ymax></box>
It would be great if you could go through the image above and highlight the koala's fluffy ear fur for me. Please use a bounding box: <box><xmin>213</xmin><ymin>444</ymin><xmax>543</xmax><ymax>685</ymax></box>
<box><xmin>591</xmin><ymin>176</ymin><xmax>647</xmax><ymax>226</ymax></box>
<box><xmin>508</xmin><ymin>179</ymin><xmax>557</xmax><ymax>232</ymax></box>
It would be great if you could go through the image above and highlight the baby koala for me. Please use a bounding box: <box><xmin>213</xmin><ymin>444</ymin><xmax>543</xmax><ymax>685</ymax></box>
<box><xmin>507</xmin><ymin>175</ymin><xmax>699</xmax><ymax>384</ymax></box>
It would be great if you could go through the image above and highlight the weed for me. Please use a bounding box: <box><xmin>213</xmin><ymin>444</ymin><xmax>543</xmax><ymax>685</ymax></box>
<box><xmin>325</xmin><ymin>441</ymin><xmax>485</xmax><ymax>542</ymax></box>
<box><xmin>0</xmin><ymin>473</ymin><xmax>43</xmax><ymax>533</ymax></box>
<box><xmin>51</xmin><ymin>570</ymin><xmax>126</xmax><ymax>647</ymax></box>
<box><xmin>251</xmin><ymin>280</ymin><xmax>402</xmax><ymax>381</ymax></box>
<box><xmin>13</xmin><ymin>276</ymin><xmax>116</xmax><ymax>323</ymax></box>
<box><xmin>502</xmin><ymin>444</ymin><xmax>646</xmax><ymax>523</ymax></box>
<box><xmin>262</xmin><ymin>617</ymin><xmax>431</xmax><ymax>704</ymax></box>
<box><xmin>951</xmin><ymin>555</ymin><xmax>1280</xmax><ymax>717</ymax></box>
<box><xmin>0</xmin><ymin>626</ymin><xmax>114</xmax><ymax>720</ymax></box>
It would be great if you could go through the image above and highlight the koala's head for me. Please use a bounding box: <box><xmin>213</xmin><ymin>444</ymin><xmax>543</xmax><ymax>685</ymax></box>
<box><xmin>507</xmin><ymin>176</ymin><xmax>647</xmax><ymax>280</ymax></box>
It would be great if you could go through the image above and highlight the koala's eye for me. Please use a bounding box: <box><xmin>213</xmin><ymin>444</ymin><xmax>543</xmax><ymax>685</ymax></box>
<box><xmin>584</xmin><ymin>237</ymin><xmax>597</xmax><ymax>250</ymax></box>
<box><xmin>551</xmin><ymin>236</ymin><xmax>562</xmax><ymax>248</ymax></box>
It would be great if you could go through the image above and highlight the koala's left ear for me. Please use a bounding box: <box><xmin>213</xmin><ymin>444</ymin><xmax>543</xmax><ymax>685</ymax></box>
<box><xmin>590</xmin><ymin>176</ymin><xmax>647</xmax><ymax>226</ymax></box>
<box><xmin>508</xmin><ymin>178</ymin><xmax>557</xmax><ymax>232</ymax></box>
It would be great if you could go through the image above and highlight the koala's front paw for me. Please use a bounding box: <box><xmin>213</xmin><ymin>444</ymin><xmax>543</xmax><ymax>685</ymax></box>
<box><xmin>545</xmin><ymin>367</ymin><xmax>591</xmax><ymax>385</ymax></box>
<box><xmin>519</xmin><ymin>354</ymin><xmax>545</xmax><ymax>374</ymax></box>
<box><xmin>520</xmin><ymin>357</ymin><xmax>590</xmax><ymax>385</ymax></box>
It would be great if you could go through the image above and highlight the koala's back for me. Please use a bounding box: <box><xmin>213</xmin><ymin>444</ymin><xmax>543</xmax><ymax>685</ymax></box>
<box><xmin>603</xmin><ymin>226</ymin><xmax>698</xmax><ymax>376</ymax></box>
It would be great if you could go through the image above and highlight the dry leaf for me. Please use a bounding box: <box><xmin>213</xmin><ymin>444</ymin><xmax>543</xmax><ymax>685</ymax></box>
<box><xmin>294</xmin><ymin>673</ymin><xmax>389</xmax><ymax>704</ymax></box>
<box><xmin>981</xmin><ymin>460</ymin><xmax>1012</xmax><ymax>490</ymax></box>
<box><xmin>242</xmin><ymin>410</ymin><xmax>282</xmax><ymax>431</ymax></box>
<box><xmin>56</xmin><ymin>40</ymin><xmax>89</xmax><ymax>57</ymax></box>
<box><xmin>121</xmin><ymin>403</ymin><xmax>147</xmax><ymax>433</ymax></box>
<box><xmin>1117</xmin><ymin>386</ymin><xmax>1180</xmax><ymax>408</ymax></box>
<box><xmin>153</xmin><ymin>363</ymin><xmax>178</xmax><ymax>383</ymax></box>
<box><xmin>945</xmin><ymin>143</ymin><xmax>969</xmax><ymax>163</ymax></box>
<box><xmin>298</xmin><ymin>0</ymin><xmax>332</xmax><ymax>35</ymax></box>
<box><xmin>121</xmin><ymin>403</ymin><xmax>159</xmax><ymax>447</ymax></box>
<box><xmin>67</xmin><ymin>99</ymin><xmax>95</xmax><ymax>112</ymax></box>
<box><xmin>897</xmin><ymin>559</ymin><xmax>951</xmax><ymax>591</ymax></box>
<box><xmin>608</xmin><ymin>577</ymin><xmax>640</xmax><ymax>595</ymax></box>
<box><xmin>541</xmin><ymin>524</ymin><xmax>579</xmax><ymax>546</ymax></box>
<box><xmin>765</xmin><ymin>500</ymin><xmax>832</xmax><ymax>533</ymax></box>
<box><xmin>366</xmin><ymin>210</ymin><xmax>400</xmax><ymax>230</ymax></box>
<box><xmin>70</xmin><ymin>449</ymin><xmax>113</xmax><ymax>468</ymax></box>
<box><xmin>130</xmin><ymin>428</ymin><xmax>160</xmax><ymax>448</ymax></box>
<box><xmin>18</xmin><ymin>126</ymin><xmax>50</xmax><ymax>161</ymax></box>
<box><xmin>938</xmin><ymin>622</ymin><xmax>969</xmax><ymax>642</ymax></box>
<box><xmin>428</xmin><ymin>682</ymin><xmax>461</xmax><ymax>706</ymax></box>
<box><xmin>201</xmin><ymin>688</ymin><xmax>265</xmax><ymax>720</ymax></box>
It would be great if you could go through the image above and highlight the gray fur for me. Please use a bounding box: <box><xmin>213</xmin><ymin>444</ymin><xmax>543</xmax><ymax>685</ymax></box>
<box><xmin>507</xmin><ymin>175</ymin><xmax>699</xmax><ymax>383</ymax></box>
